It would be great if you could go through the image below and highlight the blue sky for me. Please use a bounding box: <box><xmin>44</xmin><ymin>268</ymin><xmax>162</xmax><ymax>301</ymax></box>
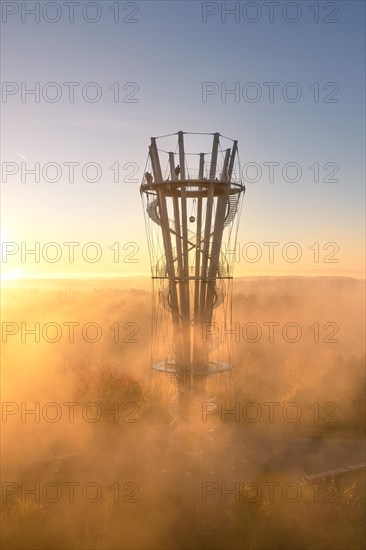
<box><xmin>1</xmin><ymin>0</ymin><xmax>365</xmax><ymax>277</ymax></box>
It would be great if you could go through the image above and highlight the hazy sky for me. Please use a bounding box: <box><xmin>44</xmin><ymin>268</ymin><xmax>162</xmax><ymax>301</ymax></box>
<box><xmin>1</xmin><ymin>0</ymin><xmax>365</xmax><ymax>277</ymax></box>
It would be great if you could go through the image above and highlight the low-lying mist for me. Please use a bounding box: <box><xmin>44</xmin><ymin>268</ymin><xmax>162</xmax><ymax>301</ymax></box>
<box><xmin>1</xmin><ymin>276</ymin><xmax>365</xmax><ymax>549</ymax></box>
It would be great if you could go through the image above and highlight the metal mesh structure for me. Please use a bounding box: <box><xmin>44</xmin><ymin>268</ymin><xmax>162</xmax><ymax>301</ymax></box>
<box><xmin>140</xmin><ymin>131</ymin><xmax>245</xmax><ymax>415</ymax></box>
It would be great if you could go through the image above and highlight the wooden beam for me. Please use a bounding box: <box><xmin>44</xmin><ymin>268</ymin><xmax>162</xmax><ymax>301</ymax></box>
<box><xmin>199</xmin><ymin>153</ymin><xmax>205</xmax><ymax>179</ymax></box>
<box><xmin>172</xmin><ymin>195</ymin><xmax>184</xmax><ymax>306</ymax></box>
<box><xmin>197</xmin><ymin>182</ymin><xmax>213</xmax><ymax>386</ymax></box>
<box><xmin>156</xmin><ymin>188</ymin><xmax>182</xmax><ymax>363</ymax></box>
<box><xmin>178</xmin><ymin>131</ymin><xmax>186</xmax><ymax>180</ymax></box>
<box><xmin>209</xmin><ymin>133</ymin><xmax>220</xmax><ymax>180</ymax></box>
<box><xmin>181</xmin><ymin>187</ymin><xmax>191</xmax><ymax>366</ymax></box>
<box><xmin>181</xmin><ymin>188</ymin><xmax>189</xmax><ymax>279</ymax></box>
<box><xmin>169</xmin><ymin>152</ymin><xmax>177</xmax><ymax>181</ymax></box>
<box><xmin>193</xmin><ymin>196</ymin><xmax>202</xmax><ymax>369</ymax></box>
<box><xmin>149</xmin><ymin>138</ymin><xmax>163</xmax><ymax>182</ymax></box>
<box><xmin>200</xmin><ymin>183</ymin><xmax>214</xmax><ymax>314</ymax></box>
<box><xmin>205</xmin><ymin>191</ymin><xmax>228</xmax><ymax>323</ymax></box>
<box><xmin>194</xmin><ymin>197</ymin><xmax>202</xmax><ymax>319</ymax></box>
<box><xmin>221</xmin><ymin>148</ymin><xmax>231</xmax><ymax>182</ymax></box>
<box><xmin>227</xmin><ymin>140</ymin><xmax>238</xmax><ymax>182</ymax></box>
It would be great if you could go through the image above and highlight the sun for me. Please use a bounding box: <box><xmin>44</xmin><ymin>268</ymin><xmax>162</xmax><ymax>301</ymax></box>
<box><xmin>1</xmin><ymin>268</ymin><xmax>22</xmax><ymax>281</ymax></box>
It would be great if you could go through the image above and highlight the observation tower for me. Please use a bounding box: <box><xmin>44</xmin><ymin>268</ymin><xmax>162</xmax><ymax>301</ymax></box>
<box><xmin>140</xmin><ymin>131</ymin><xmax>245</xmax><ymax>417</ymax></box>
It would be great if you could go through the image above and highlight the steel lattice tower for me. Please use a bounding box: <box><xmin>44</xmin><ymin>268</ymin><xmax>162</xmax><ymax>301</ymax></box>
<box><xmin>141</xmin><ymin>131</ymin><xmax>245</xmax><ymax>418</ymax></box>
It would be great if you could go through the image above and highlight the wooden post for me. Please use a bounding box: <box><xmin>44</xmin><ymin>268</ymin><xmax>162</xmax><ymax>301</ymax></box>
<box><xmin>221</xmin><ymin>148</ymin><xmax>231</xmax><ymax>182</ymax></box>
<box><xmin>181</xmin><ymin>187</ymin><xmax>191</xmax><ymax>375</ymax></box>
<box><xmin>149</xmin><ymin>138</ymin><xmax>163</xmax><ymax>182</ymax></box>
<box><xmin>169</xmin><ymin>152</ymin><xmax>177</xmax><ymax>181</ymax></box>
<box><xmin>199</xmin><ymin>180</ymin><xmax>214</xmax><ymax>384</ymax></box>
<box><xmin>227</xmin><ymin>140</ymin><xmax>238</xmax><ymax>182</ymax></box>
<box><xmin>178</xmin><ymin>131</ymin><xmax>186</xmax><ymax>180</ymax></box>
<box><xmin>205</xmin><ymin>191</ymin><xmax>228</xmax><ymax>324</ymax></box>
<box><xmin>194</xmin><ymin>198</ymin><xmax>202</xmax><ymax>320</ymax></box>
<box><xmin>200</xmin><ymin>183</ymin><xmax>214</xmax><ymax>311</ymax></box>
<box><xmin>151</xmin><ymin>138</ymin><xmax>182</xmax><ymax>364</ymax></box>
<box><xmin>195</xmin><ymin>151</ymin><xmax>205</xmax><ymax>344</ymax></box>
<box><xmin>209</xmin><ymin>133</ymin><xmax>220</xmax><ymax>180</ymax></box>
<box><xmin>178</xmin><ymin>134</ymin><xmax>191</xmax><ymax>400</ymax></box>
<box><xmin>192</xmin><ymin>194</ymin><xmax>203</xmax><ymax>387</ymax></box>
<box><xmin>199</xmin><ymin>153</ymin><xmax>205</xmax><ymax>179</ymax></box>
<box><xmin>172</xmin><ymin>194</ymin><xmax>184</xmax><ymax>309</ymax></box>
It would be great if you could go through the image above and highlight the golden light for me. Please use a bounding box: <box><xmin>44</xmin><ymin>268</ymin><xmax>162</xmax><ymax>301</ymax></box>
<box><xmin>1</xmin><ymin>268</ymin><xmax>22</xmax><ymax>281</ymax></box>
